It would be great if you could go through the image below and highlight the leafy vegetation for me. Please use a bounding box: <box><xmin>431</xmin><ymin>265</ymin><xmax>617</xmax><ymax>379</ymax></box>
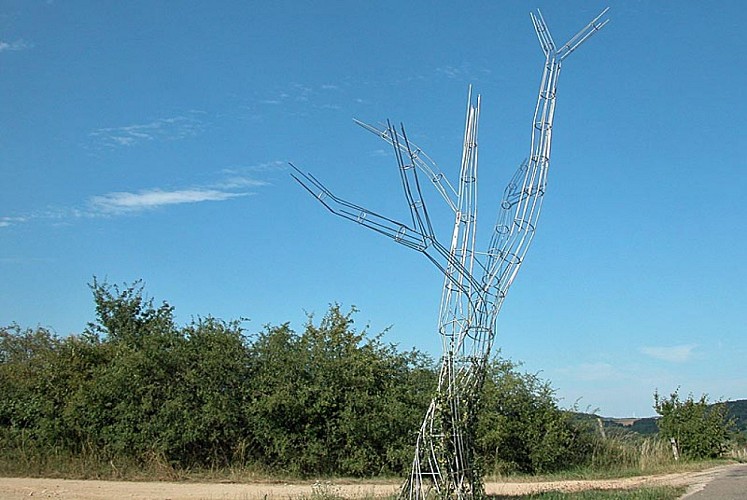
<box><xmin>725</xmin><ymin>399</ymin><xmax>747</xmax><ymax>433</ymax></box>
<box><xmin>0</xmin><ymin>279</ymin><xmax>740</xmax><ymax>482</ymax></box>
<box><xmin>0</xmin><ymin>280</ymin><xmax>436</xmax><ymax>478</ymax></box>
<box><xmin>627</xmin><ymin>419</ymin><xmax>659</xmax><ymax>436</ymax></box>
<box><xmin>478</xmin><ymin>359</ymin><xmax>593</xmax><ymax>475</ymax></box>
<box><xmin>654</xmin><ymin>389</ymin><xmax>734</xmax><ymax>460</ymax></box>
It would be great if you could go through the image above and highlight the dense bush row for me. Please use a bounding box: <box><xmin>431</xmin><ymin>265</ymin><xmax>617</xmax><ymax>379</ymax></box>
<box><xmin>0</xmin><ymin>280</ymin><xmax>596</xmax><ymax>477</ymax></box>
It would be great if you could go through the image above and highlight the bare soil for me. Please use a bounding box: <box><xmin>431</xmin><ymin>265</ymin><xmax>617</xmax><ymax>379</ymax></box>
<box><xmin>0</xmin><ymin>464</ymin><xmax>736</xmax><ymax>499</ymax></box>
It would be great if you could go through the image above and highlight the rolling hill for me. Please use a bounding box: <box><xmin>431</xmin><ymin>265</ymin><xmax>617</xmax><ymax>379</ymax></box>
<box><xmin>575</xmin><ymin>399</ymin><xmax>747</xmax><ymax>436</ymax></box>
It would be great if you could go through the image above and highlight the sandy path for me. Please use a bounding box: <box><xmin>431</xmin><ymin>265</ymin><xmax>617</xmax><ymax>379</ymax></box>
<box><xmin>485</xmin><ymin>465</ymin><xmax>733</xmax><ymax>496</ymax></box>
<box><xmin>0</xmin><ymin>464</ymin><xmax>736</xmax><ymax>499</ymax></box>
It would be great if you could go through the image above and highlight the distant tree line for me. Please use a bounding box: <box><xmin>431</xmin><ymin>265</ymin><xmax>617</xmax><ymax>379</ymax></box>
<box><xmin>0</xmin><ymin>280</ymin><xmax>735</xmax><ymax>479</ymax></box>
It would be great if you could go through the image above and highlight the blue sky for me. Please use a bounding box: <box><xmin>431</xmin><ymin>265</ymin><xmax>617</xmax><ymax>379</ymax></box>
<box><xmin>2</xmin><ymin>1</ymin><xmax>745</xmax><ymax>417</ymax></box>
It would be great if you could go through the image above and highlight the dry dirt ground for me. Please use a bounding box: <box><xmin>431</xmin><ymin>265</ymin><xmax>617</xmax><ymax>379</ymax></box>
<box><xmin>0</xmin><ymin>464</ymin><xmax>737</xmax><ymax>499</ymax></box>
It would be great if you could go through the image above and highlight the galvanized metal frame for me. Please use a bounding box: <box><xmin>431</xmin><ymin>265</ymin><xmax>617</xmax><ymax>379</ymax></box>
<box><xmin>292</xmin><ymin>9</ymin><xmax>609</xmax><ymax>498</ymax></box>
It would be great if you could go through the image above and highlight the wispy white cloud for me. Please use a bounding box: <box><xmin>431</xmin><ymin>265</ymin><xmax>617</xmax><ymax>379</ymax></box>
<box><xmin>0</xmin><ymin>39</ymin><xmax>32</xmax><ymax>52</ymax></box>
<box><xmin>436</xmin><ymin>63</ymin><xmax>491</xmax><ymax>82</ymax></box>
<box><xmin>213</xmin><ymin>161</ymin><xmax>284</xmax><ymax>189</ymax></box>
<box><xmin>258</xmin><ymin>91</ymin><xmax>290</xmax><ymax>106</ymax></box>
<box><xmin>89</xmin><ymin>161</ymin><xmax>286</xmax><ymax>214</ymax></box>
<box><xmin>640</xmin><ymin>344</ymin><xmax>697</xmax><ymax>363</ymax></box>
<box><xmin>89</xmin><ymin>114</ymin><xmax>205</xmax><ymax>149</ymax></box>
<box><xmin>222</xmin><ymin>160</ymin><xmax>286</xmax><ymax>174</ymax></box>
<box><xmin>291</xmin><ymin>83</ymin><xmax>313</xmax><ymax>102</ymax></box>
<box><xmin>1</xmin><ymin>208</ymin><xmax>87</xmax><ymax>228</ymax></box>
<box><xmin>2</xmin><ymin>161</ymin><xmax>282</xmax><ymax>227</ymax></box>
<box><xmin>437</xmin><ymin>65</ymin><xmax>463</xmax><ymax>80</ymax></box>
<box><xmin>0</xmin><ymin>216</ymin><xmax>28</xmax><ymax>228</ymax></box>
<box><xmin>212</xmin><ymin>176</ymin><xmax>268</xmax><ymax>190</ymax></box>
<box><xmin>370</xmin><ymin>148</ymin><xmax>391</xmax><ymax>158</ymax></box>
<box><xmin>256</xmin><ymin>83</ymin><xmax>344</xmax><ymax>113</ymax></box>
<box><xmin>89</xmin><ymin>188</ymin><xmax>247</xmax><ymax>214</ymax></box>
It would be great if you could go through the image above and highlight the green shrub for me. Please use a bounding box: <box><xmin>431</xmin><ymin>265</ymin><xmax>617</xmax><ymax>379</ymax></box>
<box><xmin>0</xmin><ymin>280</ymin><xmax>434</xmax><ymax>477</ymax></box>
<box><xmin>477</xmin><ymin>358</ymin><xmax>592</xmax><ymax>474</ymax></box>
<box><xmin>654</xmin><ymin>389</ymin><xmax>734</xmax><ymax>460</ymax></box>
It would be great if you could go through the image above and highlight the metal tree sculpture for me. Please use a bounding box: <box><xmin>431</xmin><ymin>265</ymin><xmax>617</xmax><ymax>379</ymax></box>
<box><xmin>292</xmin><ymin>9</ymin><xmax>609</xmax><ymax>499</ymax></box>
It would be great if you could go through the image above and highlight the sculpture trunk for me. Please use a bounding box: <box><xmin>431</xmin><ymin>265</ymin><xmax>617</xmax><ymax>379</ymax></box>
<box><xmin>291</xmin><ymin>8</ymin><xmax>609</xmax><ymax>499</ymax></box>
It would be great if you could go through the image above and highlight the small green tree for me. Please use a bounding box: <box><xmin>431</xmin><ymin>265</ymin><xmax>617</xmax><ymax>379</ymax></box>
<box><xmin>86</xmin><ymin>277</ymin><xmax>177</xmax><ymax>347</ymax></box>
<box><xmin>654</xmin><ymin>389</ymin><xmax>734</xmax><ymax>459</ymax></box>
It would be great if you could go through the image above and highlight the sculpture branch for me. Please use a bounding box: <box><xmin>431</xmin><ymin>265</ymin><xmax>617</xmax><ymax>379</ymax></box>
<box><xmin>291</xmin><ymin>9</ymin><xmax>609</xmax><ymax>499</ymax></box>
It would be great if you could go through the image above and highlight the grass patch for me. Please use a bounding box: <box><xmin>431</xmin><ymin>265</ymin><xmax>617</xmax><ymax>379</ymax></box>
<box><xmin>489</xmin><ymin>485</ymin><xmax>687</xmax><ymax>499</ymax></box>
<box><xmin>0</xmin><ymin>447</ymin><xmax>404</xmax><ymax>487</ymax></box>
<box><xmin>0</xmin><ymin>446</ymin><xmax>280</xmax><ymax>482</ymax></box>
<box><xmin>289</xmin><ymin>486</ymin><xmax>687</xmax><ymax>499</ymax></box>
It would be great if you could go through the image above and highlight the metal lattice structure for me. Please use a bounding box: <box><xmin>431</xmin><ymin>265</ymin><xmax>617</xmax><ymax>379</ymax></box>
<box><xmin>292</xmin><ymin>9</ymin><xmax>609</xmax><ymax>499</ymax></box>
